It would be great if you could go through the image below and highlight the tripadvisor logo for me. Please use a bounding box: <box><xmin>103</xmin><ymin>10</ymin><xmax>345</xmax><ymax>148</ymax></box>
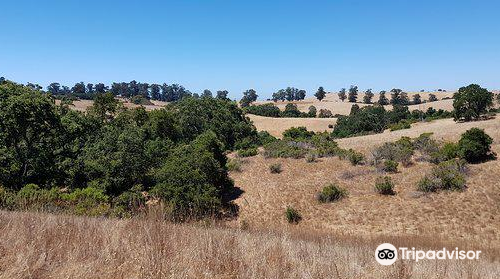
<box><xmin>375</xmin><ymin>243</ymin><xmax>481</xmax><ymax>265</ymax></box>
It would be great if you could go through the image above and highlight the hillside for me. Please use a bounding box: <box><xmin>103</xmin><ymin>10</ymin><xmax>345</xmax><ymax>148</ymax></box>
<box><xmin>230</xmin><ymin>116</ymin><xmax>500</xmax><ymax>247</ymax></box>
<box><xmin>0</xmin><ymin>211</ymin><xmax>498</xmax><ymax>279</ymax></box>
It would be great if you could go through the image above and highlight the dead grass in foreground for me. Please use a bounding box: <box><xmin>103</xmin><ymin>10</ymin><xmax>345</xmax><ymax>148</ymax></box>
<box><xmin>0</xmin><ymin>210</ymin><xmax>498</xmax><ymax>279</ymax></box>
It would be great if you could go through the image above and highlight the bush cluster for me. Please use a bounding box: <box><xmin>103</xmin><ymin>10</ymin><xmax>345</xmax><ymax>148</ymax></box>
<box><xmin>316</xmin><ymin>184</ymin><xmax>348</xmax><ymax>203</ymax></box>
<box><xmin>374</xmin><ymin>176</ymin><xmax>395</xmax><ymax>195</ymax></box>
<box><xmin>0</xmin><ymin>81</ymin><xmax>259</xmax><ymax>219</ymax></box>
<box><xmin>417</xmin><ymin>159</ymin><xmax>468</xmax><ymax>192</ymax></box>
<box><xmin>285</xmin><ymin>206</ymin><xmax>302</xmax><ymax>224</ymax></box>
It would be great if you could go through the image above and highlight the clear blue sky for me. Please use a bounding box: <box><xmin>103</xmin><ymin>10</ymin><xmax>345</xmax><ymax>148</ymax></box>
<box><xmin>1</xmin><ymin>0</ymin><xmax>499</xmax><ymax>100</ymax></box>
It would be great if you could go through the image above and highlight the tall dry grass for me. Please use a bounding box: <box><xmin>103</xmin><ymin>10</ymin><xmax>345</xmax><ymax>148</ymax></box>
<box><xmin>0</xmin><ymin>210</ymin><xmax>498</xmax><ymax>279</ymax></box>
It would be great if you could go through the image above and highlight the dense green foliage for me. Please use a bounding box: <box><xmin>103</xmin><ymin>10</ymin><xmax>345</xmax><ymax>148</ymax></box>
<box><xmin>285</xmin><ymin>206</ymin><xmax>302</xmax><ymax>224</ymax></box>
<box><xmin>453</xmin><ymin>84</ymin><xmax>493</xmax><ymax>121</ymax></box>
<box><xmin>0</xmin><ymin>80</ymin><xmax>258</xmax><ymax>219</ymax></box>
<box><xmin>316</xmin><ymin>184</ymin><xmax>348</xmax><ymax>203</ymax></box>
<box><xmin>282</xmin><ymin>127</ymin><xmax>315</xmax><ymax>141</ymax></box>
<box><xmin>375</xmin><ymin>176</ymin><xmax>395</xmax><ymax>195</ymax></box>
<box><xmin>457</xmin><ymin>128</ymin><xmax>493</xmax><ymax>163</ymax></box>
<box><xmin>417</xmin><ymin>159</ymin><xmax>467</xmax><ymax>192</ymax></box>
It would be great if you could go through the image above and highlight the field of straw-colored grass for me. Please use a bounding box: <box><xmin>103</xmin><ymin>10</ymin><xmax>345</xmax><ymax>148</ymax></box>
<box><xmin>230</xmin><ymin>116</ymin><xmax>500</xmax><ymax>248</ymax></box>
<box><xmin>256</xmin><ymin>91</ymin><xmax>457</xmax><ymax>115</ymax></box>
<box><xmin>0</xmin><ymin>210</ymin><xmax>498</xmax><ymax>279</ymax></box>
<box><xmin>247</xmin><ymin>114</ymin><xmax>336</xmax><ymax>137</ymax></box>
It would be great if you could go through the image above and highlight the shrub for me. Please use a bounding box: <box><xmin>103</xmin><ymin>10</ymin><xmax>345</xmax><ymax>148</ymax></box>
<box><xmin>269</xmin><ymin>163</ymin><xmax>282</xmax><ymax>173</ymax></box>
<box><xmin>283</xmin><ymin>127</ymin><xmax>315</xmax><ymax>141</ymax></box>
<box><xmin>130</xmin><ymin>95</ymin><xmax>154</xmax><ymax>105</ymax></box>
<box><xmin>347</xmin><ymin>149</ymin><xmax>365</xmax><ymax>165</ymax></box>
<box><xmin>430</xmin><ymin>142</ymin><xmax>459</xmax><ymax>164</ymax></box>
<box><xmin>382</xmin><ymin>160</ymin><xmax>399</xmax><ymax>173</ymax></box>
<box><xmin>237</xmin><ymin>148</ymin><xmax>258</xmax><ymax>157</ymax></box>
<box><xmin>226</xmin><ymin>158</ymin><xmax>242</xmax><ymax>172</ymax></box>
<box><xmin>332</xmin><ymin>105</ymin><xmax>388</xmax><ymax>138</ymax></box>
<box><xmin>263</xmin><ymin>140</ymin><xmax>308</xmax><ymax>159</ymax></box>
<box><xmin>375</xmin><ymin>176</ymin><xmax>395</xmax><ymax>195</ymax></box>
<box><xmin>244</xmin><ymin>103</ymin><xmax>281</xmax><ymax>117</ymax></box>
<box><xmin>311</xmin><ymin>133</ymin><xmax>340</xmax><ymax>157</ymax></box>
<box><xmin>318</xmin><ymin>109</ymin><xmax>333</xmax><ymax>118</ymax></box>
<box><xmin>16</xmin><ymin>184</ymin><xmax>61</xmax><ymax>210</ymax></box>
<box><xmin>389</xmin><ymin>120</ymin><xmax>412</xmax><ymax>131</ymax></box>
<box><xmin>308</xmin><ymin>105</ymin><xmax>317</xmax><ymax>117</ymax></box>
<box><xmin>316</xmin><ymin>184</ymin><xmax>348</xmax><ymax>203</ymax></box>
<box><xmin>62</xmin><ymin>187</ymin><xmax>110</xmax><ymax>216</ymax></box>
<box><xmin>417</xmin><ymin>159</ymin><xmax>467</xmax><ymax>192</ymax></box>
<box><xmin>457</xmin><ymin>128</ymin><xmax>493</xmax><ymax>163</ymax></box>
<box><xmin>112</xmin><ymin>184</ymin><xmax>146</xmax><ymax>216</ymax></box>
<box><xmin>373</xmin><ymin>138</ymin><xmax>414</xmax><ymax>166</ymax></box>
<box><xmin>0</xmin><ymin>186</ymin><xmax>15</xmax><ymax>209</ymax></box>
<box><xmin>285</xmin><ymin>206</ymin><xmax>302</xmax><ymax>224</ymax></box>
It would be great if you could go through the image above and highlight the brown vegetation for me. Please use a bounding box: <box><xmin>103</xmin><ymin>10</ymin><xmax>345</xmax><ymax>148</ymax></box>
<box><xmin>0</xmin><ymin>211</ymin><xmax>498</xmax><ymax>279</ymax></box>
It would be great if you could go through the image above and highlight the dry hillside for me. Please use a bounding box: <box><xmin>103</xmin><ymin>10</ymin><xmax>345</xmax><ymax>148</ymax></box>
<box><xmin>0</xmin><ymin>211</ymin><xmax>498</xmax><ymax>279</ymax></box>
<box><xmin>230</xmin><ymin>116</ymin><xmax>500</xmax><ymax>248</ymax></box>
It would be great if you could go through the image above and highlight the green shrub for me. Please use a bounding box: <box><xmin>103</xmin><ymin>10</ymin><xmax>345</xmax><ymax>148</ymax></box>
<box><xmin>346</xmin><ymin>149</ymin><xmax>365</xmax><ymax>165</ymax></box>
<box><xmin>430</xmin><ymin>142</ymin><xmax>459</xmax><ymax>164</ymax></box>
<box><xmin>389</xmin><ymin>120</ymin><xmax>412</xmax><ymax>131</ymax></box>
<box><xmin>332</xmin><ymin>105</ymin><xmax>388</xmax><ymax>138</ymax></box>
<box><xmin>316</xmin><ymin>184</ymin><xmax>348</xmax><ymax>203</ymax></box>
<box><xmin>311</xmin><ymin>133</ymin><xmax>340</xmax><ymax>157</ymax></box>
<box><xmin>285</xmin><ymin>206</ymin><xmax>302</xmax><ymax>224</ymax></box>
<box><xmin>62</xmin><ymin>187</ymin><xmax>110</xmax><ymax>216</ymax></box>
<box><xmin>457</xmin><ymin>128</ymin><xmax>493</xmax><ymax>163</ymax></box>
<box><xmin>282</xmin><ymin>126</ymin><xmax>315</xmax><ymax>141</ymax></box>
<box><xmin>130</xmin><ymin>95</ymin><xmax>154</xmax><ymax>105</ymax></box>
<box><xmin>417</xmin><ymin>159</ymin><xmax>467</xmax><ymax>192</ymax></box>
<box><xmin>244</xmin><ymin>103</ymin><xmax>281</xmax><ymax>117</ymax></box>
<box><xmin>112</xmin><ymin>184</ymin><xmax>145</xmax><ymax>215</ymax></box>
<box><xmin>269</xmin><ymin>163</ymin><xmax>282</xmax><ymax>173</ymax></box>
<box><xmin>373</xmin><ymin>139</ymin><xmax>414</xmax><ymax>166</ymax></box>
<box><xmin>237</xmin><ymin>148</ymin><xmax>258</xmax><ymax>157</ymax></box>
<box><xmin>375</xmin><ymin>176</ymin><xmax>395</xmax><ymax>195</ymax></box>
<box><xmin>0</xmin><ymin>186</ymin><xmax>15</xmax><ymax>209</ymax></box>
<box><xmin>226</xmin><ymin>158</ymin><xmax>242</xmax><ymax>172</ymax></box>
<box><xmin>16</xmin><ymin>184</ymin><xmax>61</xmax><ymax>210</ymax></box>
<box><xmin>382</xmin><ymin>160</ymin><xmax>399</xmax><ymax>173</ymax></box>
<box><xmin>263</xmin><ymin>140</ymin><xmax>308</xmax><ymax>159</ymax></box>
<box><xmin>318</xmin><ymin>109</ymin><xmax>333</xmax><ymax>118</ymax></box>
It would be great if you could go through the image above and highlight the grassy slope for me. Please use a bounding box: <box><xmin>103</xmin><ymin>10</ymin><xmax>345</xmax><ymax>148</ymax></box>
<box><xmin>0</xmin><ymin>211</ymin><xmax>498</xmax><ymax>279</ymax></box>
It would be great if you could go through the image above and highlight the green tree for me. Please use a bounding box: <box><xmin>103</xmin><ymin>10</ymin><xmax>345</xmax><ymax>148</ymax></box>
<box><xmin>315</xmin><ymin>86</ymin><xmax>326</xmax><ymax>101</ymax></box>
<box><xmin>338</xmin><ymin>88</ymin><xmax>347</xmax><ymax>102</ymax></box>
<box><xmin>240</xmin><ymin>89</ymin><xmax>258</xmax><ymax>107</ymax></box>
<box><xmin>378</xmin><ymin>91</ymin><xmax>389</xmax><ymax>105</ymax></box>
<box><xmin>428</xmin><ymin>94</ymin><xmax>438</xmax><ymax>102</ymax></box>
<box><xmin>0</xmin><ymin>83</ymin><xmax>61</xmax><ymax>189</ymax></box>
<box><xmin>308</xmin><ymin>105</ymin><xmax>317</xmax><ymax>117</ymax></box>
<box><xmin>90</xmin><ymin>92</ymin><xmax>120</xmax><ymax>120</ymax></box>
<box><xmin>453</xmin><ymin>84</ymin><xmax>493</xmax><ymax>121</ymax></box>
<box><xmin>348</xmin><ymin>85</ymin><xmax>358</xmax><ymax>102</ymax></box>
<box><xmin>216</xmin><ymin>90</ymin><xmax>229</xmax><ymax>99</ymax></box>
<box><xmin>412</xmin><ymin>94</ymin><xmax>422</xmax><ymax>104</ymax></box>
<box><xmin>363</xmin><ymin>89</ymin><xmax>374</xmax><ymax>104</ymax></box>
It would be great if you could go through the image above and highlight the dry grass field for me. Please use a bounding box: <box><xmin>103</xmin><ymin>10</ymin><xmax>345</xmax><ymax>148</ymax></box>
<box><xmin>55</xmin><ymin>98</ymin><xmax>168</xmax><ymax>112</ymax></box>
<box><xmin>247</xmin><ymin>114</ymin><xmax>336</xmax><ymax>137</ymax></box>
<box><xmin>0</xmin><ymin>211</ymin><xmax>498</xmax><ymax>279</ymax></box>
<box><xmin>256</xmin><ymin>91</ymin><xmax>456</xmax><ymax>115</ymax></box>
<box><xmin>230</xmin><ymin>116</ymin><xmax>500</xmax><ymax>248</ymax></box>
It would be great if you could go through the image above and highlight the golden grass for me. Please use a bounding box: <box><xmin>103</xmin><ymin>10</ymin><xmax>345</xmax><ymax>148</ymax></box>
<box><xmin>230</xmin><ymin>116</ymin><xmax>500</xmax><ymax>248</ymax></box>
<box><xmin>255</xmin><ymin>91</ymin><xmax>457</xmax><ymax>115</ymax></box>
<box><xmin>247</xmin><ymin>114</ymin><xmax>336</xmax><ymax>138</ymax></box>
<box><xmin>0</xmin><ymin>210</ymin><xmax>498</xmax><ymax>279</ymax></box>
